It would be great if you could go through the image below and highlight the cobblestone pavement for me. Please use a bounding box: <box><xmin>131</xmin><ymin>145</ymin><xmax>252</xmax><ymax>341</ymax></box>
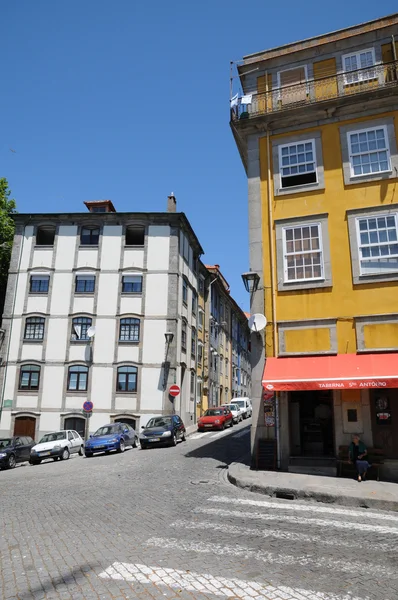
<box><xmin>1</xmin><ymin>420</ymin><xmax>398</xmax><ymax>600</ymax></box>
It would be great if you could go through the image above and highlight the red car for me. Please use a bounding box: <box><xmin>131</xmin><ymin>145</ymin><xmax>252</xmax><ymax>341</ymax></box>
<box><xmin>197</xmin><ymin>407</ymin><xmax>233</xmax><ymax>432</ymax></box>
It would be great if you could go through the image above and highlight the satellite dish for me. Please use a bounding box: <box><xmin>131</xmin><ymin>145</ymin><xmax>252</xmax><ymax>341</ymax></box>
<box><xmin>87</xmin><ymin>326</ymin><xmax>96</xmax><ymax>338</ymax></box>
<box><xmin>248</xmin><ymin>314</ymin><xmax>267</xmax><ymax>332</ymax></box>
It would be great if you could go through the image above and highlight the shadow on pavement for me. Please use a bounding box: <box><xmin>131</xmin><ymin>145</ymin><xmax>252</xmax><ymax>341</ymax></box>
<box><xmin>17</xmin><ymin>563</ymin><xmax>100</xmax><ymax>600</ymax></box>
<box><xmin>184</xmin><ymin>425</ymin><xmax>251</xmax><ymax>466</ymax></box>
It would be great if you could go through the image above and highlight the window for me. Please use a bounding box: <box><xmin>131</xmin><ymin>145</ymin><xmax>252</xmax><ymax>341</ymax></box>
<box><xmin>68</xmin><ymin>432</ymin><xmax>74</xmax><ymax>441</ymax></box>
<box><xmin>119</xmin><ymin>318</ymin><xmax>140</xmax><ymax>342</ymax></box>
<box><xmin>122</xmin><ymin>275</ymin><xmax>143</xmax><ymax>293</ymax></box>
<box><xmin>191</xmin><ymin>328</ymin><xmax>196</xmax><ymax>359</ymax></box>
<box><xmin>24</xmin><ymin>317</ymin><xmax>45</xmax><ymax>341</ymax></box>
<box><xmin>347</xmin><ymin>127</ymin><xmax>391</xmax><ymax>177</ymax></box>
<box><xmin>356</xmin><ymin>215</ymin><xmax>398</xmax><ymax>275</ymax></box>
<box><xmin>182</xmin><ymin>278</ymin><xmax>188</xmax><ymax>305</ymax></box>
<box><xmin>198</xmin><ymin>310</ymin><xmax>204</xmax><ymax>331</ymax></box>
<box><xmin>190</xmin><ymin>371</ymin><xmax>195</xmax><ymax>396</ymax></box>
<box><xmin>36</xmin><ymin>226</ymin><xmax>55</xmax><ymax>246</ymax></box>
<box><xmin>279</xmin><ymin>140</ymin><xmax>317</xmax><ymax>189</ymax></box>
<box><xmin>198</xmin><ymin>343</ymin><xmax>203</xmax><ymax>365</ymax></box>
<box><xmin>67</xmin><ymin>365</ymin><xmax>88</xmax><ymax>391</ymax></box>
<box><xmin>181</xmin><ymin>320</ymin><xmax>187</xmax><ymax>353</ymax></box>
<box><xmin>343</xmin><ymin>49</ymin><xmax>376</xmax><ymax>85</ymax></box>
<box><xmin>220</xmin><ymin>356</ymin><xmax>223</xmax><ymax>375</ymax></box>
<box><xmin>30</xmin><ymin>275</ymin><xmax>49</xmax><ymax>293</ymax></box>
<box><xmin>91</xmin><ymin>206</ymin><xmax>106</xmax><ymax>213</ymax></box>
<box><xmin>283</xmin><ymin>223</ymin><xmax>323</xmax><ymax>281</ymax></box>
<box><xmin>80</xmin><ymin>227</ymin><xmax>100</xmax><ymax>246</ymax></box>
<box><xmin>71</xmin><ymin>317</ymin><xmax>92</xmax><ymax>341</ymax></box>
<box><xmin>198</xmin><ymin>276</ymin><xmax>205</xmax><ymax>295</ymax></box>
<box><xmin>19</xmin><ymin>364</ymin><xmax>40</xmax><ymax>390</ymax></box>
<box><xmin>182</xmin><ymin>235</ymin><xmax>189</xmax><ymax>262</ymax></box>
<box><xmin>347</xmin><ymin>409</ymin><xmax>358</xmax><ymax>423</ymax></box>
<box><xmin>125</xmin><ymin>226</ymin><xmax>145</xmax><ymax>246</ymax></box>
<box><xmin>75</xmin><ymin>275</ymin><xmax>95</xmax><ymax>293</ymax></box>
<box><xmin>192</xmin><ymin>291</ymin><xmax>197</xmax><ymax>316</ymax></box>
<box><xmin>117</xmin><ymin>366</ymin><xmax>138</xmax><ymax>392</ymax></box>
<box><xmin>225</xmin><ymin>358</ymin><xmax>229</xmax><ymax>378</ymax></box>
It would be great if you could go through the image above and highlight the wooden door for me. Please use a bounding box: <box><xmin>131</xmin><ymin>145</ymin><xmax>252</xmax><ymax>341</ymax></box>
<box><xmin>279</xmin><ymin>67</ymin><xmax>307</xmax><ymax>106</ymax></box>
<box><xmin>14</xmin><ymin>416</ymin><xmax>36</xmax><ymax>439</ymax></box>
<box><xmin>371</xmin><ymin>389</ymin><xmax>398</xmax><ymax>458</ymax></box>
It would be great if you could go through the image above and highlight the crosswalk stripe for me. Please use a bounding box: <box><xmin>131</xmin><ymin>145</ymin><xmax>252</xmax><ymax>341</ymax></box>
<box><xmin>189</xmin><ymin>432</ymin><xmax>213</xmax><ymax>440</ymax></box>
<box><xmin>169</xmin><ymin>518</ymin><xmax>397</xmax><ymax>552</ymax></box>
<box><xmin>210</xmin><ymin>428</ymin><xmax>233</xmax><ymax>440</ymax></box>
<box><xmin>231</xmin><ymin>428</ymin><xmax>249</xmax><ymax>438</ymax></box>
<box><xmin>209</xmin><ymin>495</ymin><xmax>398</xmax><ymax>523</ymax></box>
<box><xmin>196</xmin><ymin>506</ymin><xmax>398</xmax><ymax>535</ymax></box>
<box><xmin>146</xmin><ymin>537</ymin><xmax>396</xmax><ymax>578</ymax></box>
<box><xmin>99</xmin><ymin>561</ymin><xmax>370</xmax><ymax>600</ymax></box>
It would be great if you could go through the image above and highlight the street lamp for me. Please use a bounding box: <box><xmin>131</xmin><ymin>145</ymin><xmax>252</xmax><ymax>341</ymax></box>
<box><xmin>241</xmin><ymin>271</ymin><xmax>260</xmax><ymax>295</ymax></box>
<box><xmin>164</xmin><ymin>332</ymin><xmax>174</xmax><ymax>345</ymax></box>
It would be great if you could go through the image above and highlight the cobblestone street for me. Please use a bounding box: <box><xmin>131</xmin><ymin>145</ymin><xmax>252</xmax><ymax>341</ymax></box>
<box><xmin>1</xmin><ymin>421</ymin><xmax>398</xmax><ymax>600</ymax></box>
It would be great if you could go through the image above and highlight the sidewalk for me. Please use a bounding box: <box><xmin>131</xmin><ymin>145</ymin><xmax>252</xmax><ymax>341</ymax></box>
<box><xmin>228</xmin><ymin>462</ymin><xmax>398</xmax><ymax>512</ymax></box>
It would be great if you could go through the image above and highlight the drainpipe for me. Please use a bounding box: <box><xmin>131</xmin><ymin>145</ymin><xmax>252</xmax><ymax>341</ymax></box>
<box><xmin>0</xmin><ymin>221</ymin><xmax>28</xmax><ymax>428</ymax></box>
<box><xmin>266</xmin><ymin>128</ymin><xmax>280</xmax><ymax>469</ymax></box>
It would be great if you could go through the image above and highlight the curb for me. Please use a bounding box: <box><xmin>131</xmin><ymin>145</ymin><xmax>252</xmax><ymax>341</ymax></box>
<box><xmin>227</xmin><ymin>464</ymin><xmax>398</xmax><ymax>512</ymax></box>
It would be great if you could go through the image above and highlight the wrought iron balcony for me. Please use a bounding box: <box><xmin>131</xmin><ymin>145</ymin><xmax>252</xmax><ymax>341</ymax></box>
<box><xmin>231</xmin><ymin>60</ymin><xmax>398</xmax><ymax>122</ymax></box>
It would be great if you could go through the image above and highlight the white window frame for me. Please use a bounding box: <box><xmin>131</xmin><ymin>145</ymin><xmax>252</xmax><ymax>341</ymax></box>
<box><xmin>282</xmin><ymin>222</ymin><xmax>324</xmax><ymax>283</ymax></box>
<box><xmin>277</xmin><ymin>65</ymin><xmax>309</xmax><ymax>99</ymax></box>
<box><xmin>347</xmin><ymin>125</ymin><xmax>392</xmax><ymax>178</ymax></box>
<box><xmin>342</xmin><ymin>48</ymin><xmax>377</xmax><ymax>85</ymax></box>
<box><xmin>355</xmin><ymin>213</ymin><xmax>398</xmax><ymax>276</ymax></box>
<box><xmin>278</xmin><ymin>138</ymin><xmax>318</xmax><ymax>188</ymax></box>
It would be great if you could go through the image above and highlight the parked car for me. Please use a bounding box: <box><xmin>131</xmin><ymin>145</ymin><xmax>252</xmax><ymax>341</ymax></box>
<box><xmin>197</xmin><ymin>407</ymin><xmax>233</xmax><ymax>432</ymax></box>
<box><xmin>222</xmin><ymin>403</ymin><xmax>244</xmax><ymax>423</ymax></box>
<box><xmin>30</xmin><ymin>430</ymin><xmax>84</xmax><ymax>464</ymax></box>
<box><xmin>0</xmin><ymin>436</ymin><xmax>35</xmax><ymax>470</ymax></box>
<box><xmin>140</xmin><ymin>415</ymin><xmax>186</xmax><ymax>449</ymax></box>
<box><xmin>233</xmin><ymin>397</ymin><xmax>252</xmax><ymax>419</ymax></box>
<box><xmin>85</xmin><ymin>423</ymin><xmax>138</xmax><ymax>457</ymax></box>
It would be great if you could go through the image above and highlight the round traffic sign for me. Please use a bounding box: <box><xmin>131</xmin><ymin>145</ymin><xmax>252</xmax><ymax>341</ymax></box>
<box><xmin>83</xmin><ymin>400</ymin><xmax>94</xmax><ymax>412</ymax></box>
<box><xmin>169</xmin><ymin>385</ymin><xmax>180</xmax><ymax>397</ymax></box>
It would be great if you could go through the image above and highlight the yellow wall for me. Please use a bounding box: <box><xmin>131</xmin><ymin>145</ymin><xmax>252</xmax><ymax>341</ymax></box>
<box><xmin>284</xmin><ymin>327</ymin><xmax>331</xmax><ymax>354</ymax></box>
<box><xmin>364</xmin><ymin>323</ymin><xmax>398</xmax><ymax>350</ymax></box>
<box><xmin>259</xmin><ymin>110</ymin><xmax>398</xmax><ymax>357</ymax></box>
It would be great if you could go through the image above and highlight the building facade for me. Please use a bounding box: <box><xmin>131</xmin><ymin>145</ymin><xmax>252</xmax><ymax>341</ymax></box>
<box><xmin>206</xmin><ymin>264</ymin><xmax>251</xmax><ymax>409</ymax></box>
<box><xmin>0</xmin><ymin>197</ymin><xmax>203</xmax><ymax>440</ymax></box>
<box><xmin>232</xmin><ymin>15</ymin><xmax>398</xmax><ymax>477</ymax></box>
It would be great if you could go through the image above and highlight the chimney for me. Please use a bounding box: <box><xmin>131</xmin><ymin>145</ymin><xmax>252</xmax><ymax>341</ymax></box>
<box><xmin>167</xmin><ymin>193</ymin><xmax>177</xmax><ymax>213</ymax></box>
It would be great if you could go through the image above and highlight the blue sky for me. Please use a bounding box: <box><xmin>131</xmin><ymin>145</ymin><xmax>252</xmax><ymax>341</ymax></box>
<box><xmin>3</xmin><ymin>1</ymin><xmax>397</xmax><ymax>310</ymax></box>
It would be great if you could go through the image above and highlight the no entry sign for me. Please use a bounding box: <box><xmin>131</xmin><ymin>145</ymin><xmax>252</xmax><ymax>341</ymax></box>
<box><xmin>169</xmin><ymin>385</ymin><xmax>180</xmax><ymax>397</ymax></box>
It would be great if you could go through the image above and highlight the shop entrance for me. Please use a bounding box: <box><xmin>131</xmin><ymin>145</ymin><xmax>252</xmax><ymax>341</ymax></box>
<box><xmin>289</xmin><ymin>391</ymin><xmax>334</xmax><ymax>457</ymax></box>
<box><xmin>371</xmin><ymin>389</ymin><xmax>398</xmax><ymax>459</ymax></box>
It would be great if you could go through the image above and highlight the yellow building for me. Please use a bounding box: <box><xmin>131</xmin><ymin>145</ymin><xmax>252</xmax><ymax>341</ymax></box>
<box><xmin>232</xmin><ymin>15</ymin><xmax>398</xmax><ymax>477</ymax></box>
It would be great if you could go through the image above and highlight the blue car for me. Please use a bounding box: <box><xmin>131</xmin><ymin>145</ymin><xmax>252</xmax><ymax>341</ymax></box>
<box><xmin>84</xmin><ymin>423</ymin><xmax>138</xmax><ymax>457</ymax></box>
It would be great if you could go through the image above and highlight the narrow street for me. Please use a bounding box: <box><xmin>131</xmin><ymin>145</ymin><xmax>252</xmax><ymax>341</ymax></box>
<box><xmin>1</xmin><ymin>421</ymin><xmax>397</xmax><ymax>600</ymax></box>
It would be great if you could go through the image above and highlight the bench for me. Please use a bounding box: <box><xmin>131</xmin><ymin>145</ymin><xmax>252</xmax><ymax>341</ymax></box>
<box><xmin>337</xmin><ymin>445</ymin><xmax>385</xmax><ymax>481</ymax></box>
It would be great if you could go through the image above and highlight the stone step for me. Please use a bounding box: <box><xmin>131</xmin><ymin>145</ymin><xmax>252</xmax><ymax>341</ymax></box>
<box><xmin>288</xmin><ymin>465</ymin><xmax>337</xmax><ymax>477</ymax></box>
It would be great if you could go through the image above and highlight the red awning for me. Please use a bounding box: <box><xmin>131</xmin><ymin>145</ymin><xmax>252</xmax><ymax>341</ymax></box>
<box><xmin>262</xmin><ymin>353</ymin><xmax>398</xmax><ymax>391</ymax></box>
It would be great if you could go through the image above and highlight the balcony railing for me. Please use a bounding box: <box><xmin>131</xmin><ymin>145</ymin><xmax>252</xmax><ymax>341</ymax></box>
<box><xmin>231</xmin><ymin>60</ymin><xmax>398</xmax><ymax>121</ymax></box>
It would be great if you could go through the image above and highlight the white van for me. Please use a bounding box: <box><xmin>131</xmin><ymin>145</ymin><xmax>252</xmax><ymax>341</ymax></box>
<box><xmin>232</xmin><ymin>397</ymin><xmax>252</xmax><ymax>419</ymax></box>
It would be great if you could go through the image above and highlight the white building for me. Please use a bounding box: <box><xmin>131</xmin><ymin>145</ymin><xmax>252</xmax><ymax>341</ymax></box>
<box><xmin>0</xmin><ymin>196</ymin><xmax>203</xmax><ymax>440</ymax></box>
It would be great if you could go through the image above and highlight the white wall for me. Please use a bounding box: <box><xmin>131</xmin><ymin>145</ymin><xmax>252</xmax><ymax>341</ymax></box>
<box><xmin>140</xmin><ymin>367</ymin><xmax>163</xmax><ymax>410</ymax></box>
<box><xmin>26</xmin><ymin>296</ymin><xmax>48</xmax><ymax>314</ymax></box>
<box><xmin>147</xmin><ymin>226</ymin><xmax>170</xmax><ymax>271</ymax></box>
<box><xmin>39</xmin><ymin>412</ymin><xmax>61</xmax><ymax>435</ymax></box>
<box><xmin>96</xmin><ymin>274</ymin><xmax>119</xmax><ymax>315</ymax></box>
<box><xmin>55</xmin><ymin>226</ymin><xmax>77</xmax><ymax>270</ymax></box>
<box><xmin>123</xmin><ymin>249</ymin><xmax>144</xmax><ymax>270</ymax></box>
<box><xmin>32</xmin><ymin>249</ymin><xmax>53</xmax><ymax>269</ymax></box>
<box><xmin>50</xmin><ymin>273</ymin><xmax>73</xmax><ymax>315</ymax></box>
<box><xmin>8</xmin><ymin>319</ymin><xmax>22</xmax><ymax>362</ymax></box>
<box><xmin>21</xmin><ymin>344</ymin><xmax>42</xmax><ymax>361</ymax></box>
<box><xmin>101</xmin><ymin>226</ymin><xmax>122</xmax><ymax>270</ymax></box>
<box><xmin>93</xmin><ymin>319</ymin><xmax>117</xmax><ymax>363</ymax></box>
<box><xmin>115</xmin><ymin>397</ymin><xmax>137</xmax><ymax>411</ymax></box>
<box><xmin>77</xmin><ymin>250</ymin><xmax>98</xmax><ymax>269</ymax></box>
<box><xmin>90</xmin><ymin>366</ymin><xmax>114</xmax><ymax>409</ymax></box>
<box><xmin>142</xmin><ymin>319</ymin><xmax>167</xmax><ymax>364</ymax></box>
<box><xmin>65</xmin><ymin>396</ymin><xmax>87</xmax><ymax>410</ymax></box>
<box><xmin>14</xmin><ymin>273</ymin><xmax>28</xmax><ymax>315</ymax></box>
<box><xmin>41</xmin><ymin>366</ymin><xmax>64</xmax><ymax>408</ymax></box>
<box><xmin>3</xmin><ymin>366</ymin><xmax>17</xmax><ymax>403</ymax></box>
<box><xmin>117</xmin><ymin>346</ymin><xmax>139</xmax><ymax>363</ymax></box>
<box><xmin>72</xmin><ymin>297</ymin><xmax>95</xmax><ymax>314</ymax></box>
<box><xmin>16</xmin><ymin>396</ymin><xmax>38</xmax><ymax>409</ymax></box>
<box><xmin>120</xmin><ymin>297</ymin><xmax>142</xmax><ymax>315</ymax></box>
<box><xmin>144</xmin><ymin>274</ymin><xmax>168</xmax><ymax>316</ymax></box>
<box><xmin>45</xmin><ymin>319</ymin><xmax>68</xmax><ymax>362</ymax></box>
<box><xmin>20</xmin><ymin>226</ymin><xmax>34</xmax><ymax>270</ymax></box>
